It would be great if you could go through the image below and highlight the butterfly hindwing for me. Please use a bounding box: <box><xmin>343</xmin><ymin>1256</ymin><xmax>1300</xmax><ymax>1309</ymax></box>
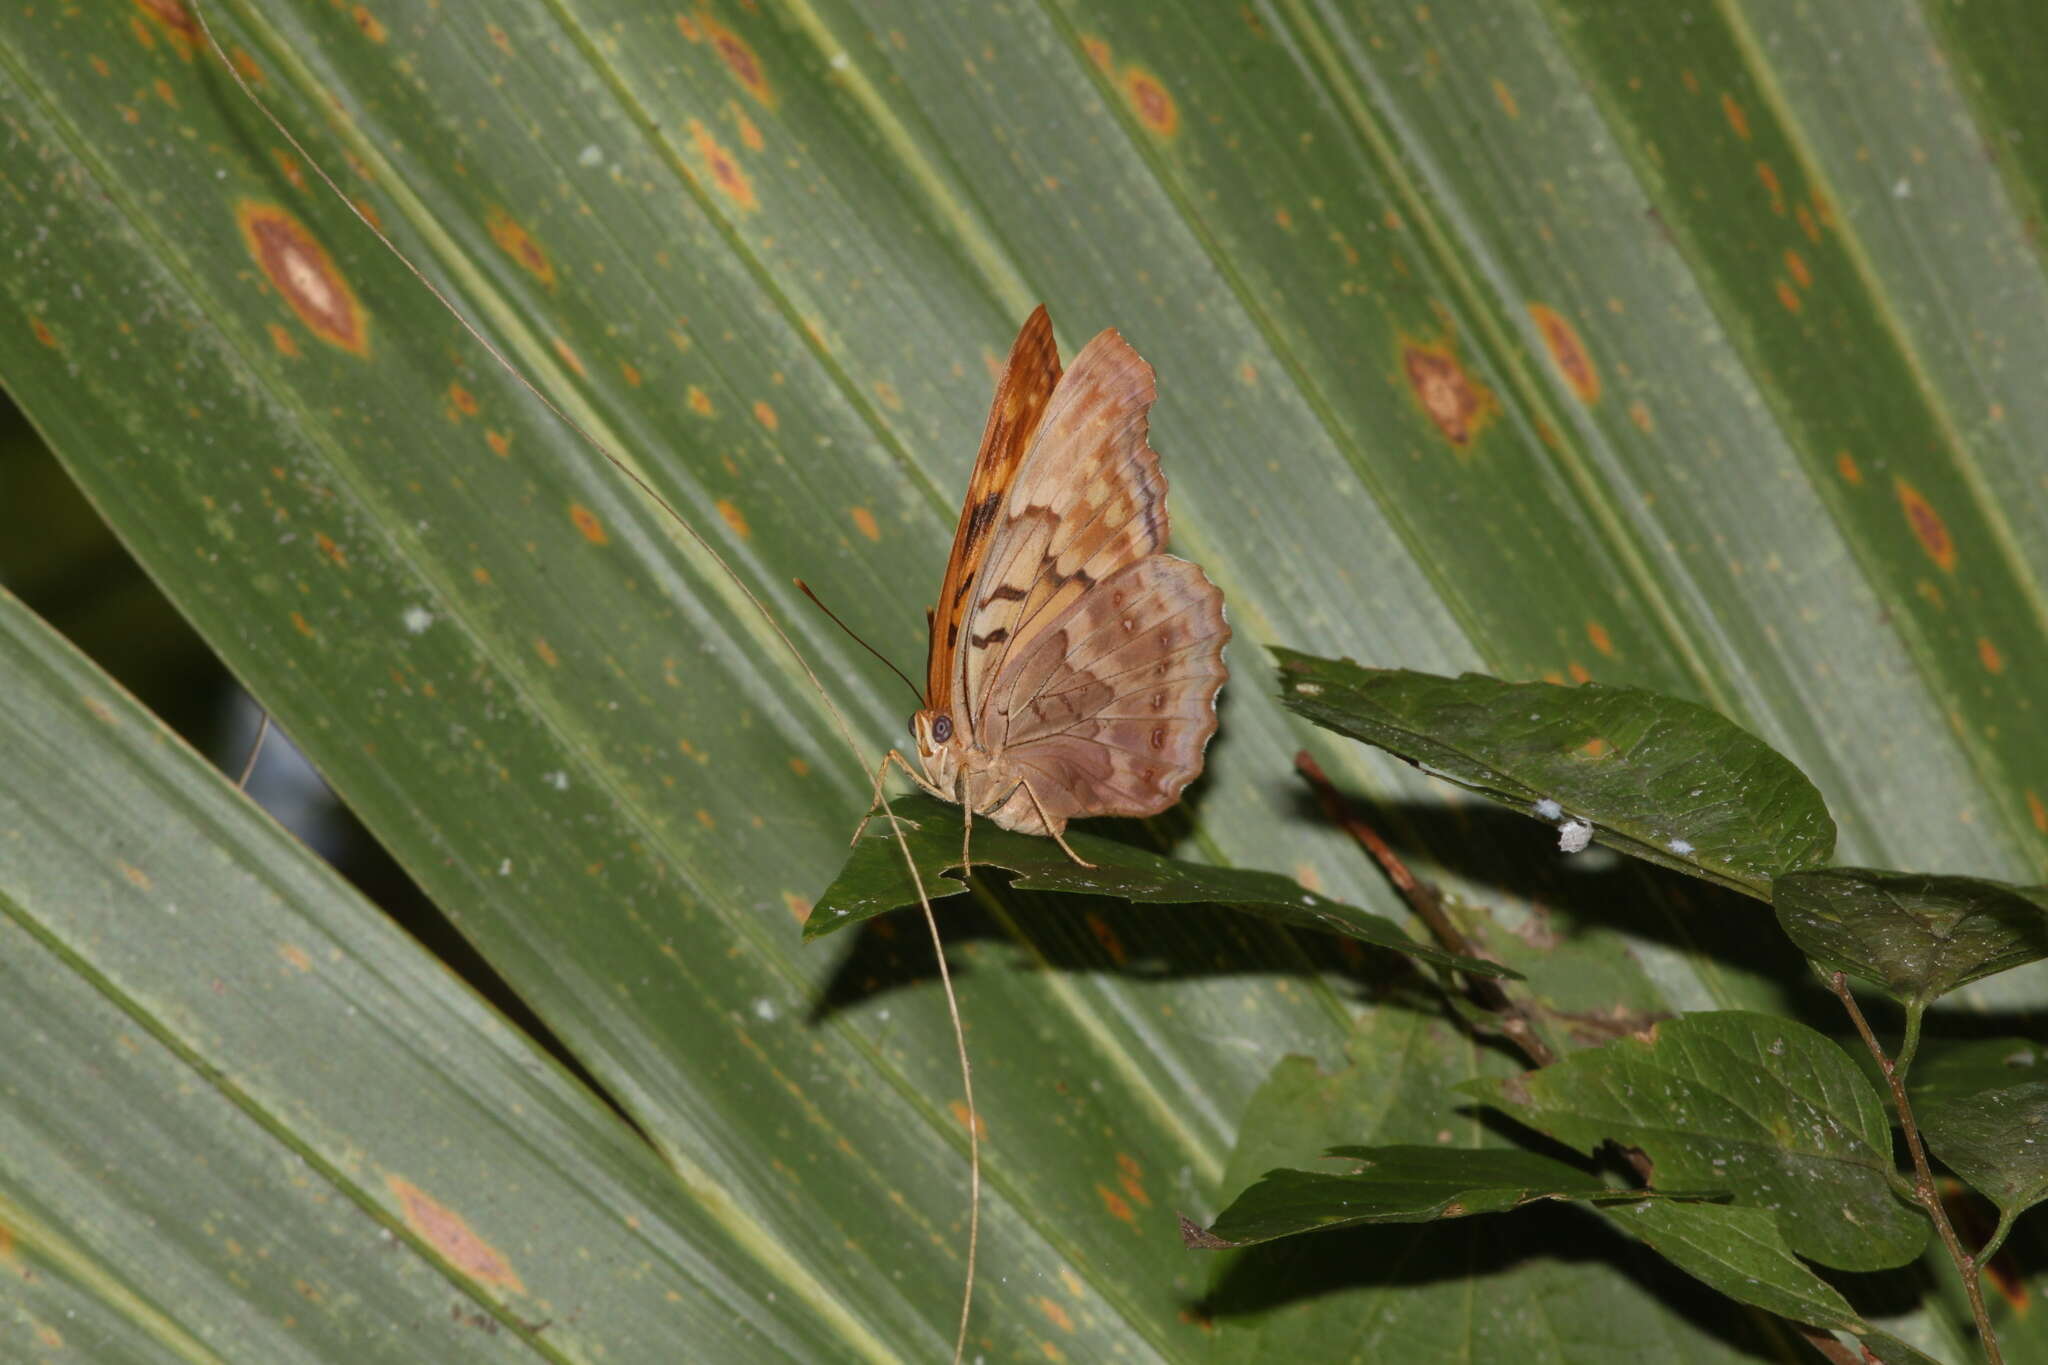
<box><xmin>925</xmin><ymin>305</ymin><xmax>1061</xmax><ymax>708</ymax></box>
<box><xmin>982</xmin><ymin>554</ymin><xmax>1229</xmax><ymax>831</ymax></box>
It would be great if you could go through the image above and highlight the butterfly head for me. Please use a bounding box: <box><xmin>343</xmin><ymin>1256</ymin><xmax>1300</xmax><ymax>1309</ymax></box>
<box><xmin>910</xmin><ymin>706</ymin><xmax>965</xmax><ymax>793</ymax></box>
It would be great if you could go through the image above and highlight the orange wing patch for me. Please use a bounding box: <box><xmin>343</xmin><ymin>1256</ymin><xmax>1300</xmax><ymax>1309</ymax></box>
<box><xmin>924</xmin><ymin>305</ymin><xmax>1061</xmax><ymax>706</ymax></box>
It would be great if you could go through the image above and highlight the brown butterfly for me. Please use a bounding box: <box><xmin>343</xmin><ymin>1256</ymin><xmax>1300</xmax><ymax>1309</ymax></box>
<box><xmin>860</xmin><ymin>306</ymin><xmax>1230</xmax><ymax>866</ymax></box>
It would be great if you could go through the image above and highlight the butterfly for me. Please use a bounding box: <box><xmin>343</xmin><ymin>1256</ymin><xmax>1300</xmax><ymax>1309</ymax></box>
<box><xmin>860</xmin><ymin>306</ymin><xmax>1230</xmax><ymax>867</ymax></box>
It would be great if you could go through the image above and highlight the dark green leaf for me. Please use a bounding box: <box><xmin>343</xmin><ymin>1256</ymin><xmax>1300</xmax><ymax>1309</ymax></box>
<box><xmin>1919</xmin><ymin>1081</ymin><xmax>2048</xmax><ymax>1217</ymax></box>
<box><xmin>1193</xmin><ymin>1145</ymin><xmax>1680</xmax><ymax>1248</ymax></box>
<box><xmin>809</xmin><ymin>795</ymin><xmax>1517</xmax><ymax>977</ymax></box>
<box><xmin>1909</xmin><ymin>1038</ymin><xmax>2048</xmax><ymax>1107</ymax></box>
<box><xmin>1273</xmin><ymin>653</ymin><xmax>1835</xmax><ymax>898</ymax></box>
<box><xmin>1462</xmin><ymin>1011</ymin><xmax>1925</xmax><ymax>1271</ymax></box>
<box><xmin>1774</xmin><ymin>868</ymin><xmax>2048</xmax><ymax>1006</ymax></box>
<box><xmin>1608</xmin><ymin>1203</ymin><xmax>1940</xmax><ymax>1365</ymax></box>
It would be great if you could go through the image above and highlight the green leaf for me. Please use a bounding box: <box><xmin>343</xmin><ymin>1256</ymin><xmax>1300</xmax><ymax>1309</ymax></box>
<box><xmin>1909</xmin><ymin>1038</ymin><xmax>2048</xmax><ymax>1106</ymax></box>
<box><xmin>1918</xmin><ymin>1081</ymin><xmax>2048</xmax><ymax>1218</ymax></box>
<box><xmin>1193</xmin><ymin>1145</ymin><xmax>1679</xmax><ymax>1248</ymax></box>
<box><xmin>0</xmin><ymin>586</ymin><xmax>858</xmax><ymax>1359</ymax></box>
<box><xmin>4</xmin><ymin>0</ymin><xmax>2045</xmax><ymax>1352</ymax></box>
<box><xmin>1773</xmin><ymin>868</ymin><xmax>2048</xmax><ymax>1006</ymax></box>
<box><xmin>1273</xmin><ymin>653</ymin><xmax>1836</xmax><ymax>898</ymax></box>
<box><xmin>1608</xmin><ymin>1203</ymin><xmax>1941</xmax><ymax>1365</ymax></box>
<box><xmin>1463</xmin><ymin>1011</ymin><xmax>1926</xmax><ymax>1271</ymax></box>
<box><xmin>812</xmin><ymin>795</ymin><xmax>1517</xmax><ymax>977</ymax></box>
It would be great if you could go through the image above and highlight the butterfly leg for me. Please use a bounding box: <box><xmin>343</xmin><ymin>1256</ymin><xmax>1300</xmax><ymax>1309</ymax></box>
<box><xmin>958</xmin><ymin>781</ymin><xmax>974</xmax><ymax>876</ymax></box>
<box><xmin>851</xmin><ymin>748</ymin><xmax>943</xmax><ymax>845</ymax></box>
<box><xmin>1018</xmin><ymin>777</ymin><xmax>1096</xmax><ymax>869</ymax></box>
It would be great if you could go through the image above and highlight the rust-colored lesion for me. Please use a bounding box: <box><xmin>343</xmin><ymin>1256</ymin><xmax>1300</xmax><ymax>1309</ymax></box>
<box><xmin>568</xmin><ymin>503</ymin><xmax>608</xmax><ymax>545</ymax></box>
<box><xmin>1526</xmin><ymin>303</ymin><xmax>1599</xmax><ymax>405</ymax></box>
<box><xmin>687</xmin><ymin>120</ymin><xmax>758</xmax><ymax>213</ymax></box>
<box><xmin>235</xmin><ymin>200</ymin><xmax>370</xmax><ymax>355</ymax></box>
<box><xmin>484</xmin><ymin>207</ymin><xmax>556</xmax><ymax>289</ymax></box>
<box><xmin>1895</xmin><ymin>477</ymin><xmax>1957</xmax><ymax>572</ymax></box>
<box><xmin>132</xmin><ymin>0</ymin><xmax>199</xmax><ymax>58</ymax></box>
<box><xmin>1121</xmin><ymin>66</ymin><xmax>1179</xmax><ymax>138</ymax></box>
<box><xmin>386</xmin><ymin>1177</ymin><xmax>526</xmax><ymax>1294</ymax></box>
<box><xmin>1400</xmin><ymin>336</ymin><xmax>1498</xmax><ymax>447</ymax></box>
<box><xmin>695</xmin><ymin>11</ymin><xmax>776</xmax><ymax>107</ymax></box>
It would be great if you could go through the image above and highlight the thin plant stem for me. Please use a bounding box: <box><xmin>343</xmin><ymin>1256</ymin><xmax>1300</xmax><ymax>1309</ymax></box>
<box><xmin>1828</xmin><ymin>972</ymin><xmax>2000</xmax><ymax>1364</ymax></box>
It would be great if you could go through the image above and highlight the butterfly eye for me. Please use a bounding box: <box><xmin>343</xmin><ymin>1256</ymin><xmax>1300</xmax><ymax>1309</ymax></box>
<box><xmin>932</xmin><ymin>715</ymin><xmax>953</xmax><ymax>744</ymax></box>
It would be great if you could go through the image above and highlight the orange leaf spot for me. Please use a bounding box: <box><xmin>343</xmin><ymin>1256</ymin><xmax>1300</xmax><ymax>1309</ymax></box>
<box><xmin>351</xmin><ymin>5</ymin><xmax>387</xmax><ymax>43</ymax></box>
<box><xmin>1095</xmin><ymin>1184</ymin><xmax>1137</xmax><ymax>1224</ymax></box>
<box><xmin>687</xmin><ymin>385</ymin><xmax>715</xmax><ymax>417</ymax></box>
<box><xmin>1774</xmin><ymin>278</ymin><xmax>1802</xmax><ymax>314</ymax></box>
<box><xmin>534</xmin><ymin>638</ymin><xmax>559</xmax><ymax>667</ymax></box>
<box><xmin>1896</xmin><ymin>478</ymin><xmax>1956</xmax><ymax>572</ymax></box>
<box><xmin>1755</xmin><ymin>161</ymin><xmax>1786</xmax><ymax>215</ymax></box>
<box><xmin>1629</xmin><ymin>400</ymin><xmax>1654</xmax><ymax>433</ymax></box>
<box><xmin>689</xmin><ymin>119</ymin><xmax>757</xmax><ymax>212</ymax></box>
<box><xmin>1492</xmin><ymin>78</ymin><xmax>1519</xmax><ymax>119</ymax></box>
<box><xmin>1720</xmin><ymin>92</ymin><xmax>1750</xmax><ymax>141</ymax></box>
<box><xmin>484</xmin><ymin>206</ymin><xmax>555</xmax><ymax>288</ymax></box>
<box><xmin>849</xmin><ymin>506</ymin><xmax>880</xmax><ymax>541</ymax></box>
<box><xmin>950</xmin><ymin>1100</ymin><xmax>988</xmax><ymax>1141</ymax></box>
<box><xmin>782</xmin><ymin>891</ymin><xmax>811</xmax><ymax>922</ymax></box>
<box><xmin>448</xmin><ymin>381</ymin><xmax>479</xmax><ymax>418</ymax></box>
<box><xmin>132</xmin><ymin>0</ymin><xmax>198</xmax><ymax>55</ymax></box>
<box><xmin>1835</xmin><ymin>450</ymin><xmax>1863</xmax><ymax>486</ymax></box>
<box><xmin>1122</xmin><ymin>66</ymin><xmax>1179</xmax><ymax>138</ymax></box>
<box><xmin>1578</xmin><ymin>736</ymin><xmax>1611</xmax><ymax>758</ymax></box>
<box><xmin>620</xmin><ymin>360</ymin><xmax>642</xmax><ymax>387</ymax></box>
<box><xmin>1527</xmin><ymin>304</ymin><xmax>1600</xmax><ymax>404</ymax></box>
<box><xmin>121</xmin><ymin>861</ymin><xmax>153</xmax><ymax>890</ymax></box>
<box><xmin>1796</xmin><ymin>203</ymin><xmax>1822</xmax><ymax>244</ymax></box>
<box><xmin>569</xmin><ymin>503</ymin><xmax>608</xmax><ymax>545</ymax></box>
<box><xmin>1586</xmin><ymin>621</ymin><xmax>1615</xmax><ymax>657</ymax></box>
<box><xmin>1081</xmin><ymin>35</ymin><xmax>1113</xmax><ymax>70</ymax></box>
<box><xmin>1784</xmin><ymin>248</ymin><xmax>1812</xmax><ymax>289</ymax></box>
<box><xmin>236</xmin><ymin>200</ymin><xmax>370</xmax><ymax>355</ymax></box>
<box><xmin>1978</xmin><ymin>636</ymin><xmax>2006</xmax><ymax>675</ymax></box>
<box><xmin>752</xmin><ymin>399</ymin><xmax>779</xmax><ymax>431</ymax></box>
<box><xmin>30</xmin><ymin>316</ymin><xmax>57</xmax><ymax>349</ymax></box>
<box><xmin>291</xmin><ymin>610</ymin><xmax>316</xmax><ymax>638</ymax></box>
<box><xmin>313</xmin><ymin>532</ymin><xmax>348</xmax><ymax>568</ymax></box>
<box><xmin>1567</xmin><ymin>662</ymin><xmax>1593</xmax><ymax>685</ymax></box>
<box><xmin>550</xmin><ymin>336</ymin><xmax>586</xmax><ymax>377</ymax></box>
<box><xmin>1084</xmin><ymin>911</ymin><xmax>1127</xmax><ymax>966</ymax></box>
<box><xmin>1400</xmin><ymin>339</ymin><xmax>1496</xmax><ymax>447</ymax></box>
<box><xmin>387</xmin><ymin>1178</ymin><xmax>525</xmax><ymax>1293</ymax></box>
<box><xmin>717</xmin><ymin>498</ymin><xmax>751</xmax><ymax>539</ymax></box>
<box><xmin>698</xmin><ymin>11</ymin><xmax>775</xmax><ymax>105</ymax></box>
<box><xmin>2027</xmin><ymin>790</ymin><xmax>2047</xmax><ymax>835</ymax></box>
<box><xmin>1036</xmin><ymin>1297</ymin><xmax>1075</xmax><ymax>1332</ymax></box>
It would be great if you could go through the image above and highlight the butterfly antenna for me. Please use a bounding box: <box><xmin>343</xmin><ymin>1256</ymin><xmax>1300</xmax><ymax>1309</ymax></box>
<box><xmin>794</xmin><ymin>579</ymin><xmax>924</xmax><ymax>706</ymax></box>
<box><xmin>192</xmin><ymin>9</ymin><xmax>981</xmax><ymax>1358</ymax></box>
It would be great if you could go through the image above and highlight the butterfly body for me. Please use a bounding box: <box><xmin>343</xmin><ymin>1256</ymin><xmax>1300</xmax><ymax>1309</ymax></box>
<box><xmin>878</xmin><ymin>307</ymin><xmax>1229</xmax><ymax>854</ymax></box>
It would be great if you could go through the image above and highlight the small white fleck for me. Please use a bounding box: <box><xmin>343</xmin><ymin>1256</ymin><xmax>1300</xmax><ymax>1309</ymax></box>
<box><xmin>1534</xmin><ymin>798</ymin><xmax>1563</xmax><ymax>820</ymax></box>
<box><xmin>830</xmin><ymin>50</ymin><xmax>850</xmax><ymax>70</ymax></box>
<box><xmin>752</xmin><ymin>997</ymin><xmax>779</xmax><ymax>1022</ymax></box>
<box><xmin>498</xmin><ymin>859</ymin><xmax>512</xmax><ymax>876</ymax></box>
<box><xmin>1892</xmin><ymin>176</ymin><xmax>1912</xmax><ymax>199</ymax></box>
<box><xmin>401</xmin><ymin>605</ymin><xmax>435</xmax><ymax>634</ymax></box>
<box><xmin>1558</xmin><ymin>820</ymin><xmax>1593</xmax><ymax>853</ymax></box>
<box><xmin>543</xmin><ymin>770</ymin><xmax>569</xmax><ymax>791</ymax></box>
<box><xmin>1668</xmin><ymin>838</ymin><xmax>1695</xmax><ymax>856</ymax></box>
<box><xmin>1294</xmin><ymin>681</ymin><xmax>1323</xmax><ymax>696</ymax></box>
<box><xmin>577</xmin><ymin>144</ymin><xmax>604</xmax><ymax>167</ymax></box>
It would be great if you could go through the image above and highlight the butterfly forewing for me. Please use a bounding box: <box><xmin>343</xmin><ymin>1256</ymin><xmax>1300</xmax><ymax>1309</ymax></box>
<box><xmin>925</xmin><ymin>305</ymin><xmax>1061</xmax><ymax>712</ymax></box>
<box><xmin>930</xmin><ymin>316</ymin><xmax>1228</xmax><ymax>836</ymax></box>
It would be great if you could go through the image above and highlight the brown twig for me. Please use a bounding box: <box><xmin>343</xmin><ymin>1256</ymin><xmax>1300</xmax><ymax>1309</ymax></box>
<box><xmin>1295</xmin><ymin>751</ymin><xmax>1555</xmax><ymax>1069</ymax></box>
<box><xmin>1828</xmin><ymin>972</ymin><xmax>2001</xmax><ymax>1365</ymax></box>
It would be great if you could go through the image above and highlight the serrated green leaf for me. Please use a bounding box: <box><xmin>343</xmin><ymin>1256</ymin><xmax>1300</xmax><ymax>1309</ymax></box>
<box><xmin>1463</xmin><ymin>1011</ymin><xmax>1926</xmax><ymax>1271</ymax></box>
<box><xmin>1273</xmin><ymin>653</ymin><xmax>1836</xmax><ymax>898</ymax></box>
<box><xmin>1608</xmin><ymin>1202</ymin><xmax>1941</xmax><ymax>1365</ymax></box>
<box><xmin>811</xmin><ymin>795</ymin><xmax>1516</xmax><ymax>977</ymax></box>
<box><xmin>1774</xmin><ymin>868</ymin><xmax>2048</xmax><ymax>1007</ymax></box>
<box><xmin>1194</xmin><ymin>1145</ymin><xmax>1681</xmax><ymax>1248</ymax></box>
